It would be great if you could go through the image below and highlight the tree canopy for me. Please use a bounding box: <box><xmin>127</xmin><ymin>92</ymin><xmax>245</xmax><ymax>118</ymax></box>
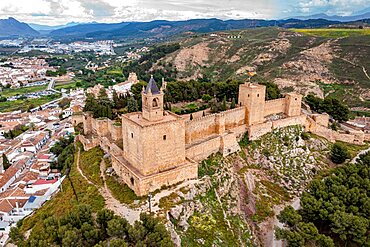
<box><xmin>330</xmin><ymin>142</ymin><xmax>351</xmax><ymax>164</ymax></box>
<box><xmin>276</xmin><ymin>151</ymin><xmax>370</xmax><ymax>246</ymax></box>
<box><xmin>305</xmin><ymin>94</ymin><xmax>350</xmax><ymax>122</ymax></box>
<box><xmin>11</xmin><ymin>205</ymin><xmax>174</xmax><ymax>247</ymax></box>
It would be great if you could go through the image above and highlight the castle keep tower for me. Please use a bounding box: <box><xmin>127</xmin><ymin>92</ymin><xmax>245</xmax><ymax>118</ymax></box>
<box><xmin>117</xmin><ymin>76</ymin><xmax>197</xmax><ymax>196</ymax></box>
<box><xmin>142</xmin><ymin>76</ymin><xmax>164</xmax><ymax>122</ymax></box>
<box><xmin>238</xmin><ymin>82</ymin><xmax>266</xmax><ymax>125</ymax></box>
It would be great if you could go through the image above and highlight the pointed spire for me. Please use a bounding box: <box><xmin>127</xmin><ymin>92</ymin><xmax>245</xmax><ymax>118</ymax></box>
<box><xmin>145</xmin><ymin>75</ymin><xmax>160</xmax><ymax>95</ymax></box>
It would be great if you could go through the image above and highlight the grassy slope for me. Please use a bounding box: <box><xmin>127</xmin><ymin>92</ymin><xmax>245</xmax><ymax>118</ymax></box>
<box><xmin>79</xmin><ymin>146</ymin><xmax>104</xmax><ymax>186</ymax></box>
<box><xmin>20</xmin><ymin>144</ymin><xmax>105</xmax><ymax>233</ymax></box>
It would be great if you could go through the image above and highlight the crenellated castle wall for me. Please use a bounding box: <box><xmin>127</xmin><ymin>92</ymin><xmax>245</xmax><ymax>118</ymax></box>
<box><xmin>74</xmin><ymin>81</ymin><xmax>367</xmax><ymax>196</ymax></box>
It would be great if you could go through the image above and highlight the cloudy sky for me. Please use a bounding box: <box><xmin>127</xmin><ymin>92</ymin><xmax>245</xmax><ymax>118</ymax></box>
<box><xmin>0</xmin><ymin>0</ymin><xmax>369</xmax><ymax>25</ymax></box>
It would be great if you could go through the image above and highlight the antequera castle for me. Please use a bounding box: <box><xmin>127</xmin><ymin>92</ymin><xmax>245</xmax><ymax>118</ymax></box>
<box><xmin>73</xmin><ymin>77</ymin><xmax>369</xmax><ymax>196</ymax></box>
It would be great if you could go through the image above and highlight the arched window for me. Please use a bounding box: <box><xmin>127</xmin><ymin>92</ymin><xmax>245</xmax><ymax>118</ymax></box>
<box><xmin>152</xmin><ymin>98</ymin><xmax>159</xmax><ymax>107</ymax></box>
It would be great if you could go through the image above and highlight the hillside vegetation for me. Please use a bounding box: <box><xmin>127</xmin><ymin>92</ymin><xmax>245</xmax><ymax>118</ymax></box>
<box><xmin>276</xmin><ymin>151</ymin><xmax>370</xmax><ymax>246</ymax></box>
<box><xmin>152</xmin><ymin>27</ymin><xmax>370</xmax><ymax>108</ymax></box>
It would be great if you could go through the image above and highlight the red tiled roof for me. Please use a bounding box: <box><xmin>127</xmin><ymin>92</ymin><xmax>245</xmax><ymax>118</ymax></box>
<box><xmin>0</xmin><ymin>166</ymin><xmax>19</xmax><ymax>188</ymax></box>
<box><xmin>33</xmin><ymin>179</ymin><xmax>58</xmax><ymax>186</ymax></box>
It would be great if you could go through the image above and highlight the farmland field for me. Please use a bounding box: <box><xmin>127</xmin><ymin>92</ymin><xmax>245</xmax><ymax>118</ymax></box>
<box><xmin>0</xmin><ymin>84</ymin><xmax>47</xmax><ymax>98</ymax></box>
<box><xmin>291</xmin><ymin>28</ymin><xmax>370</xmax><ymax>38</ymax></box>
<box><xmin>0</xmin><ymin>94</ymin><xmax>60</xmax><ymax>112</ymax></box>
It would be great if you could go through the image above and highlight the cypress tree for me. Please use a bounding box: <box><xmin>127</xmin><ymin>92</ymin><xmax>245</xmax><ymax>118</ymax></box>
<box><xmin>2</xmin><ymin>154</ymin><xmax>10</xmax><ymax>170</ymax></box>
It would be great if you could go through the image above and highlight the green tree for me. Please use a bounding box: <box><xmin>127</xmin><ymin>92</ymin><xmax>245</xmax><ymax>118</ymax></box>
<box><xmin>127</xmin><ymin>97</ymin><xmax>138</xmax><ymax>113</ymax></box>
<box><xmin>202</xmin><ymin>94</ymin><xmax>212</xmax><ymax>102</ymax></box>
<box><xmin>330</xmin><ymin>142</ymin><xmax>351</xmax><ymax>164</ymax></box>
<box><xmin>277</xmin><ymin>206</ymin><xmax>302</xmax><ymax>227</ymax></box>
<box><xmin>221</xmin><ymin>96</ymin><xmax>227</xmax><ymax>111</ymax></box>
<box><xmin>107</xmin><ymin>218</ymin><xmax>129</xmax><ymax>237</ymax></box>
<box><xmin>230</xmin><ymin>98</ymin><xmax>236</xmax><ymax>109</ymax></box>
<box><xmin>2</xmin><ymin>153</ymin><xmax>10</xmax><ymax>170</ymax></box>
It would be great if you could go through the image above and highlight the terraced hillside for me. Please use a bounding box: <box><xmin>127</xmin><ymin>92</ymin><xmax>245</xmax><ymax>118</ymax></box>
<box><xmin>152</xmin><ymin>27</ymin><xmax>370</xmax><ymax>108</ymax></box>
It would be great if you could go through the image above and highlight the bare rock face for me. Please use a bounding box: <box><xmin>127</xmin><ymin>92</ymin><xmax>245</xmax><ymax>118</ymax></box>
<box><xmin>273</xmin><ymin>40</ymin><xmax>338</xmax><ymax>97</ymax></box>
<box><xmin>169</xmin><ymin>204</ymin><xmax>183</xmax><ymax>220</ymax></box>
<box><xmin>166</xmin><ymin>222</ymin><xmax>182</xmax><ymax>247</ymax></box>
<box><xmin>173</xmin><ymin>42</ymin><xmax>211</xmax><ymax>71</ymax></box>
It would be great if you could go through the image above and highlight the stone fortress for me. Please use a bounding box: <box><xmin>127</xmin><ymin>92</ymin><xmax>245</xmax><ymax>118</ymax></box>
<box><xmin>73</xmin><ymin>77</ymin><xmax>370</xmax><ymax>196</ymax></box>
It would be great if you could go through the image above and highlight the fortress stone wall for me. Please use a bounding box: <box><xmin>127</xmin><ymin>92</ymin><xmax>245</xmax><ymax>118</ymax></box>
<box><xmin>73</xmin><ymin>80</ymin><xmax>367</xmax><ymax>196</ymax></box>
<box><xmin>264</xmin><ymin>98</ymin><xmax>286</xmax><ymax>117</ymax></box>
<box><xmin>306</xmin><ymin>114</ymin><xmax>365</xmax><ymax>144</ymax></box>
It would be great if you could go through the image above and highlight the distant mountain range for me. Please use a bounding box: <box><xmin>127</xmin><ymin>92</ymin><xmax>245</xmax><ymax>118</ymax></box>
<box><xmin>28</xmin><ymin>21</ymin><xmax>99</xmax><ymax>34</ymax></box>
<box><xmin>292</xmin><ymin>12</ymin><xmax>370</xmax><ymax>22</ymax></box>
<box><xmin>48</xmin><ymin>17</ymin><xmax>368</xmax><ymax>41</ymax></box>
<box><xmin>29</xmin><ymin>22</ymin><xmax>81</xmax><ymax>31</ymax></box>
<box><xmin>0</xmin><ymin>13</ymin><xmax>369</xmax><ymax>39</ymax></box>
<box><xmin>0</xmin><ymin>17</ymin><xmax>39</xmax><ymax>37</ymax></box>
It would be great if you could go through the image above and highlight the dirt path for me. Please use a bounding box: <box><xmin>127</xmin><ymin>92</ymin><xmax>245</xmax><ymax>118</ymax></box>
<box><xmin>76</xmin><ymin>149</ymin><xmax>93</xmax><ymax>185</ymax></box>
<box><xmin>351</xmin><ymin>147</ymin><xmax>370</xmax><ymax>164</ymax></box>
<box><xmin>75</xmin><ymin>149</ymin><xmax>140</xmax><ymax>224</ymax></box>
<box><xmin>362</xmin><ymin>66</ymin><xmax>370</xmax><ymax>80</ymax></box>
<box><xmin>99</xmin><ymin>159</ymin><xmax>141</xmax><ymax>224</ymax></box>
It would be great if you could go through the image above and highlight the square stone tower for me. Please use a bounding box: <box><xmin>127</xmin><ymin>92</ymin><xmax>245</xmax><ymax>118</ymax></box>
<box><xmin>285</xmin><ymin>92</ymin><xmax>302</xmax><ymax>117</ymax></box>
<box><xmin>238</xmin><ymin>83</ymin><xmax>266</xmax><ymax>125</ymax></box>
<box><xmin>118</xmin><ymin>76</ymin><xmax>197</xmax><ymax>195</ymax></box>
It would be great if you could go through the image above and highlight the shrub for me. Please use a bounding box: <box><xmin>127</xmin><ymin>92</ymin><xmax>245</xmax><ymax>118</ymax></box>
<box><xmin>201</xmin><ymin>94</ymin><xmax>212</xmax><ymax>102</ymax></box>
<box><xmin>330</xmin><ymin>142</ymin><xmax>351</xmax><ymax>164</ymax></box>
<box><xmin>301</xmin><ymin>132</ymin><xmax>310</xmax><ymax>140</ymax></box>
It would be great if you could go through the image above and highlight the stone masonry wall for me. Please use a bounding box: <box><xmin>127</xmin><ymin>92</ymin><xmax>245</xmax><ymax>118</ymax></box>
<box><xmin>185</xmin><ymin>114</ymin><xmax>217</xmax><ymax>144</ymax></box>
<box><xmin>248</xmin><ymin>122</ymin><xmax>273</xmax><ymax>140</ymax></box>
<box><xmin>264</xmin><ymin>98</ymin><xmax>286</xmax><ymax>117</ymax></box>
<box><xmin>111</xmin><ymin>152</ymin><xmax>197</xmax><ymax>196</ymax></box>
<box><xmin>223</xmin><ymin>107</ymin><xmax>246</xmax><ymax>130</ymax></box>
<box><xmin>185</xmin><ymin>107</ymin><xmax>246</xmax><ymax>144</ymax></box>
<box><xmin>306</xmin><ymin>114</ymin><xmax>365</xmax><ymax>144</ymax></box>
<box><xmin>186</xmin><ymin>136</ymin><xmax>221</xmax><ymax>161</ymax></box>
<box><xmin>272</xmin><ymin>115</ymin><xmax>307</xmax><ymax>129</ymax></box>
<box><xmin>248</xmin><ymin>115</ymin><xmax>306</xmax><ymax>140</ymax></box>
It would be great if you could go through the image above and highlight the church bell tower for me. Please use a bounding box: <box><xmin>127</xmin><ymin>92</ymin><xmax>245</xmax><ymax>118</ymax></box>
<box><xmin>142</xmin><ymin>75</ymin><xmax>164</xmax><ymax>122</ymax></box>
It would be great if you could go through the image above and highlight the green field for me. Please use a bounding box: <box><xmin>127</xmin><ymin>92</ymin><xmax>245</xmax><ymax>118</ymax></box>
<box><xmin>0</xmin><ymin>85</ymin><xmax>47</xmax><ymax>98</ymax></box>
<box><xmin>291</xmin><ymin>28</ymin><xmax>370</xmax><ymax>38</ymax></box>
<box><xmin>0</xmin><ymin>94</ymin><xmax>60</xmax><ymax>112</ymax></box>
<box><xmin>54</xmin><ymin>80</ymin><xmax>77</xmax><ymax>91</ymax></box>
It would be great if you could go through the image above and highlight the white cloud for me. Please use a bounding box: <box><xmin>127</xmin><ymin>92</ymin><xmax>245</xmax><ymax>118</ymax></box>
<box><xmin>298</xmin><ymin>0</ymin><xmax>370</xmax><ymax>16</ymax></box>
<box><xmin>0</xmin><ymin>0</ymin><xmax>369</xmax><ymax>25</ymax></box>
